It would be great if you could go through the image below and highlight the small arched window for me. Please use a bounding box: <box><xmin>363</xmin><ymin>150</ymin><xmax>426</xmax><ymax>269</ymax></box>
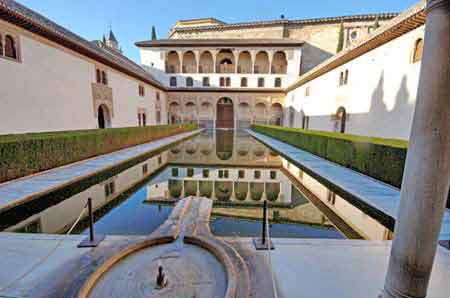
<box><xmin>202</xmin><ymin>77</ymin><xmax>210</xmax><ymax>87</ymax></box>
<box><xmin>5</xmin><ymin>35</ymin><xmax>17</xmax><ymax>59</ymax></box>
<box><xmin>219</xmin><ymin>77</ymin><xmax>225</xmax><ymax>87</ymax></box>
<box><xmin>274</xmin><ymin>77</ymin><xmax>282</xmax><ymax>88</ymax></box>
<box><xmin>225</xmin><ymin>77</ymin><xmax>231</xmax><ymax>87</ymax></box>
<box><xmin>412</xmin><ymin>38</ymin><xmax>424</xmax><ymax>63</ymax></box>
<box><xmin>101</xmin><ymin>71</ymin><xmax>108</xmax><ymax>85</ymax></box>
<box><xmin>186</xmin><ymin>76</ymin><xmax>193</xmax><ymax>87</ymax></box>
<box><xmin>241</xmin><ymin>77</ymin><xmax>248</xmax><ymax>87</ymax></box>
<box><xmin>96</xmin><ymin>69</ymin><xmax>101</xmax><ymax>83</ymax></box>
<box><xmin>170</xmin><ymin>76</ymin><xmax>177</xmax><ymax>87</ymax></box>
<box><xmin>344</xmin><ymin>70</ymin><xmax>349</xmax><ymax>84</ymax></box>
<box><xmin>142</xmin><ymin>113</ymin><xmax>147</xmax><ymax>126</ymax></box>
<box><xmin>258</xmin><ymin>77</ymin><xmax>265</xmax><ymax>87</ymax></box>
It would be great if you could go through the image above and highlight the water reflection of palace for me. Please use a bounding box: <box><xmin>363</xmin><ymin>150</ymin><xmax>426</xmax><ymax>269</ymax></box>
<box><xmin>168</xmin><ymin>130</ymin><xmax>282</xmax><ymax>167</ymax></box>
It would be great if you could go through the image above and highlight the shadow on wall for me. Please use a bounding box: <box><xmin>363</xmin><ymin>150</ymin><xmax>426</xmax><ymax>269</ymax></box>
<box><xmin>300</xmin><ymin>42</ymin><xmax>334</xmax><ymax>75</ymax></box>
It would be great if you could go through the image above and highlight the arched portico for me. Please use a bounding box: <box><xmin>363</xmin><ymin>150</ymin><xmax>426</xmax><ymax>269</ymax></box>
<box><xmin>216</xmin><ymin>97</ymin><xmax>234</xmax><ymax>129</ymax></box>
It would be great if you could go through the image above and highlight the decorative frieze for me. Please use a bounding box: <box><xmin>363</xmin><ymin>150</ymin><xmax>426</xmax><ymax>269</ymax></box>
<box><xmin>91</xmin><ymin>83</ymin><xmax>114</xmax><ymax>117</ymax></box>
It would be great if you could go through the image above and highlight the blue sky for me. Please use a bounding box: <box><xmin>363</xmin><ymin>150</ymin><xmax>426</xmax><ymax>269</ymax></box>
<box><xmin>17</xmin><ymin>0</ymin><xmax>418</xmax><ymax>63</ymax></box>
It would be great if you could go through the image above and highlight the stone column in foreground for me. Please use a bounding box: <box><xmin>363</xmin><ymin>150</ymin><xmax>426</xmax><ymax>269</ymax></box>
<box><xmin>382</xmin><ymin>1</ymin><xmax>450</xmax><ymax>297</ymax></box>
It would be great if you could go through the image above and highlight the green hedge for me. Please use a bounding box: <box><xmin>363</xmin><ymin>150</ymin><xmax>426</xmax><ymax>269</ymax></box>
<box><xmin>252</xmin><ymin>124</ymin><xmax>408</xmax><ymax>188</ymax></box>
<box><xmin>0</xmin><ymin>123</ymin><xmax>197</xmax><ymax>183</ymax></box>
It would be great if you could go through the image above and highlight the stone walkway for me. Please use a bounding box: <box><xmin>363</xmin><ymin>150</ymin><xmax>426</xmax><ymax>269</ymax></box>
<box><xmin>0</xmin><ymin>129</ymin><xmax>201</xmax><ymax>213</ymax></box>
<box><xmin>247</xmin><ymin>130</ymin><xmax>450</xmax><ymax>240</ymax></box>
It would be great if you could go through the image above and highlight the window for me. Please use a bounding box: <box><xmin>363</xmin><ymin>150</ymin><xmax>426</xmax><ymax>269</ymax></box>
<box><xmin>186</xmin><ymin>76</ymin><xmax>193</xmax><ymax>87</ymax></box>
<box><xmin>156</xmin><ymin>92</ymin><xmax>160</xmax><ymax>100</ymax></box>
<box><xmin>218</xmin><ymin>169</ymin><xmax>229</xmax><ymax>178</ymax></box>
<box><xmin>274</xmin><ymin>77</ymin><xmax>282</xmax><ymax>88</ymax></box>
<box><xmin>240</xmin><ymin>77</ymin><xmax>248</xmax><ymax>87</ymax></box>
<box><xmin>142</xmin><ymin>113</ymin><xmax>146</xmax><ymax>126</ymax></box>
<box><xmin>101</xmin><ymin>70</ymin><xmax>108</xmax><ymax>85</ymax></box>
<box><xmin>16</xmin><ymin>219</ymin><xmax>41</xmax><ymax>233</ymax></box>
<box><xmin>0</xmin><ymin>34</ymin><xmax>3</xmax><ymax>56</ymax></box>
<box><xmin>138</xmin><ymin>113</ymin><xmax>142</xmax><ymax>126</ymax></box>
<box><xmin>339</xmin><ymin>70</ymin><xmax>349</xmax><ymax>86</ymax></box>
<box><xmin>156</xmin><ymin>111</ymin><xmax>161</xmax><ymax>124</ymax></box>
<box><xmin>344</xmin><ymin>70</ymin><xmax>349</xmax><ymax>85</ymax></box>
<box><xmin>203</xmin><ymin>169</ymin><xmax>209</xmax><ymax>178</ymax></box>
<box><xmin>170</xmin><ymin>76</ymin><xmax>177</xmax><ymax>87</ymax></box>
<box><xmin>220</xmin><ymin>77</ymin><xmax>230</xmax><ymax>87</ymax></box>
<box><xmin>270</xmin><ymin>171</ymin><xmax>277</xmax><ymax>179</ymax></box>
<box><xmin>158</xmin><ymin>156</ymin><xmax>162</xmax><ymax>165</ymax></box>
<box><xmin>96</xmin><ymin>69</ymin><xmax>101</xmax><ymax>83</ymax></box>
<box><xmin>4</xmin><ymin>35</ymin><xmax>17</xmax><ymax>59</ymax></box>
<box><xmin>254</xmin><ymin>170</ymin><xmax>261</xmax><ymax>179</ymax></box>
<box><xmin>412</xmin><ymin>38</ymin><xmax>424</xmax><ymax>63</ymax></box>
<box><xmin>327</xmin><ymin>191</ymin><xmax>336</xmax><ymax>205</ymax></box>
<box><xmin>202</xmin><ymin>77</ymin><xmax>210</xmax><ymax>87</ymax></box>
<box><xmin>104</xmin><ymin>181</ymin><xmax>115</xmax><ymax>197</ymax></box>
<box><xmin>305</xmin><ymin>86</ymin><xmax>310</xmax><ymax>97</ymax></box>
<box><xmin>258</xmin><ymin>77</ymin><xmax>265</xmax><ymax>87</ymax></box>
<box><xmin>142</xmin><ymin>164</ymin><xmax>148</xmax><ymax>175</ymax></box>
<box><xmin>138</xmin><ymin>85</ymin><xmax>145</xmax><ymax>96</ymax></box>
<box><xmin>238</xmin><ymin>170</ymin><xmax>245</xmax><ymax>179</ymax></box>
<box><xmin>172</xmin><ymin>168</ymin><xmax>179</xmax><ymax>177</ymax></box>
<box><xmin>302</xmin><ymin>115</ymin><xmax>310</xmax><ymax>129</ymax></box>
<box><xmin>187</xmin><ymin>168</ymin><xmax>194</xmax><ymax>177</ymax></box>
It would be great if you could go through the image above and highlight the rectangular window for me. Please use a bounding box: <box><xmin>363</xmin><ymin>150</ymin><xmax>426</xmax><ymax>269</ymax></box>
<box><xmin>305</xmin><ymin>86</ymin><xmax>310</xmax><ymax>97</ymax></box>
<box><xmin>138</xmin><ymin>85</ymin><xmax>145</xmax><ymax>96</ymax></box>
<box><xmin>187</xmin><ymin>168</ymin><xmax>194</xmax><ymax>177</ymax></box>
<box><xmin>274</xmin><ymin>77</ymin><xmax>282</xmax><ymax>88</ymax></box>
<box><xmin>96</xmin><ymin>68</ymin><xmax>101</xmax><ymax>83</ymax></box>
<box><xmin>202</xmin><ymin>77</ymin><xmax>210</xmax><ymax>87</ymax></box>
<box><xmin>203</xmin><ymin>169</ymin><xmax>209</xmax><ymax>178</ymax></box>
<box><xmin>225</xmin><ymin>77</ymin><xmax>231</xmax><ymax>87</ymax></box>
<box><xmin>238</xmin><ymin>170</ymin><xmax>245</xmax><ymax>179</ymax></box>
<box><xmin>254</xmin><ymin>170</ymin><xmax>261</xmax><ymax>179</ymax></box>
<box><xmin>224</xmin><ymin>170</ymin><xmax>229</xmax><ymax>178</ymax></box>
<box><xmin>158</xmin><ymin>156</ymin><xmax>162</xmax><ymax>165</ymax></box>
<box><xmin>172</xmin><ymin>168</ymin><xmax>179</xmax><ymax>177</ymax></box>
<box><xmin>170</xmin><ymin>77</ymin><xmax>177</xmax><ymax>87</ymax></box>
<box><xmin>219</xmin><ymin>77</ymin><xmax>225</xmax><ymax>87</ymax></box>
<box><xmin>156</xmin><ymin>92</ymin><xmax>160</xmax><ymax>100</ymax></box>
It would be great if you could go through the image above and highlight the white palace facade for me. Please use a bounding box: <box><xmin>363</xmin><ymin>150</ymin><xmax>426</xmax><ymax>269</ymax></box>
<box><xmin>0</xmin><ymin>0</ymin><xmax>427</xmax><ymax>140</ymax></box>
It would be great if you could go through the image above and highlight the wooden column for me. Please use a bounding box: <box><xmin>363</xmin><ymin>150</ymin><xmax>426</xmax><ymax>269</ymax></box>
<box><xmin>381</xmin><ymin>1</ymin><xmax>450</xmax><ymax>297</ymax></box>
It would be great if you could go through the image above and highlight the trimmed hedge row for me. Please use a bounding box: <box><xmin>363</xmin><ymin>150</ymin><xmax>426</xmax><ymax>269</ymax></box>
<box><xmin>0</xmin><ymin>123</ymin><xmax>197</xmax><ymax>183</ymax></box>
<box><xmin>252</xmin><ymin>124</ymin><xmax>408</xmax><ymax>188</ymax></box>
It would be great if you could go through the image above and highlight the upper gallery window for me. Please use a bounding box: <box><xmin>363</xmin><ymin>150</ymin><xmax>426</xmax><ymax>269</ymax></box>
<box><xmin>170</xmin><ymin>76</ymin><xmax>177</xmax><ymax>87</ymax></box>
<box><xmin>186</xmin><ymin>76</ymin><xmax>194</xmax><ymax>87</ymax></box>
<box><xmin>202</xmin><ymin>77</ymin><xmax>210</xmax><ymax>87</ymax></box>
<box><xmin>274</xmin><ymin>77</ymin><xmax>282</xmax><ymax>88</ymax></box>
<box><xmin>257</xmin><ymin>77</ymin><xmax>265</xmax><ymax>87</ymax></box>
<box><xmin>4</xmin><ymin>34</ymin><xmax>18</xmax><ymax>60</ymax></box>
<box><xmin>240</xmin><ymin>77</ymin><xmax>248</xmax><ymax>87</ymax></box>
<box><xmin>412</xmin><ymin>38</ymin><xmax>424</xmax><ymax>63</ymax></box>
<box><xmin>138</xmin><ymin>85</ymin><xmax>145</xmax><ymax>96</ymax></box>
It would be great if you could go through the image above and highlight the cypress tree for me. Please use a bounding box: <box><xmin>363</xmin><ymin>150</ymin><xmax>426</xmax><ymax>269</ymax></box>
<box><xmin>151</xmin><ymin>26</ymin><xmax>157</xmax><ymax>40</ymax></box>
<box><xmin>336</xmin><ymin>21</ymin><xmax>344</xmax><ymax>53</ymax></box>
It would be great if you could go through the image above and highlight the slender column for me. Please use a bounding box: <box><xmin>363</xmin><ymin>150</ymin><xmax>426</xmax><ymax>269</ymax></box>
<box><xmin>381</xmin><ymin>1</ymin><xmax>450</xmax><ymax>297</ymax></box>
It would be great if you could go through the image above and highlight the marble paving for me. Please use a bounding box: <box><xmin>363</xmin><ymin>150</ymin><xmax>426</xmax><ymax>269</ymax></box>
<box><xmin>0</xmin><ymin>129</ymin><xmax>202</xmax><ymax>213</ymax></box>
<box><xmin>247</xmin><ymin>129</ymin><xmax>450</xmax><ymax>240</ymax></box>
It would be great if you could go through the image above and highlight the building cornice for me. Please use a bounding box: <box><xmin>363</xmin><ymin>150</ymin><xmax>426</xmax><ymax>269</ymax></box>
<box><xmin>135</xmin><ymin>38</ymin><xmax>303</xmax><ymax>48</ymax></box>
<box><xmin>285</xmin><ymin>0</ymin><xmax>426</xmax><ymax>92</ymax></box>
<box><xmin>0</xmin><ymin>0</ymin><xmax>166</xmax><ymax>91</ymax></box>
<box><xmin>169</xmin><ymin>13</ymin><xmax>399</xmax><ymax>37</ymax></box>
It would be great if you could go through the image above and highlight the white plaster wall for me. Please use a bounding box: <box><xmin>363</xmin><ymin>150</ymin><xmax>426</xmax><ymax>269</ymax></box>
<box><xmin>286</xmin><ymin>26</ymin><xmax>425</xmax><ymax>140</ymax></box>
<box><xmin>0</xmin><ymin>23</ymin><xmax>166</xmax><ymax>134</ymax></box>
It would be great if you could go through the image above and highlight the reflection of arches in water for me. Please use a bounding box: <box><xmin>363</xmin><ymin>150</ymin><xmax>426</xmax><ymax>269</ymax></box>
<box><xmin>253</xmin><ymin>147</ymin><xmax>265</xmax><ymax>157</ymax></box>
<box><xmin>269</xmin><ymin>151</ymin><xmax>279</xmax><ymax>157</ymax></box>
<box><xmin>250</xmin><ymin>183</ymin><xmax>264</xmax><ymax>201</ymax></box>
<box><xmin>168</xmin><ymin>180</ymin><xmax>182</xmax><ymax>198</ymax></box>
<box><xmin>185</xmin><ymin>141</ymin><xmax>198</xmax><ymax>155</ymax></box>
<box><xmin>266</xmin><ymin>183</ymin><xmax>280</xmax><ymax>201</ymax></box>
<box><xmin>216</xmin><ymin>97</ymin><xmax>234</xmax><ymax>129</ymax></box>
<box><xmin>98</xmin><ymin>104</ymin><xmax>111</xmax><ymax>129</ymax></box>
<box><xmin>215</xmin><ymin>181</ymin><xmax>232</xmax><ymax>201</ymax></box>
<box><xmin>216</xmin><ymin>130</ymin><xmax>234</xmax><ymax>160</ymax></box>
<box><xmin>234</xmin><ymin>182</ymin><xmax>249</xmax><ymax>201</ymax></box>
<box><xmin>237</xmin><ymin>147</ymin><xmax>249</xmax><ymax>157</ymax></box>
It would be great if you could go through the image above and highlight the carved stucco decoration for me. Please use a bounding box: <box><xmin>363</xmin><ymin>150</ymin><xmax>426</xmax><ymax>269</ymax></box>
<box><xmin>91</xmin><ymin>83</ymin><xmax>114</xmax><ymax>117</ymax></box>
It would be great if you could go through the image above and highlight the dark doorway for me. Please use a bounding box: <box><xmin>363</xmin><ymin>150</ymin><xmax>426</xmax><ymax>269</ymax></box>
<box><xmin>98</xmin><ymin>105</ymin><xmax>111</xmax><ymax>129</ymax></box>
<box><xmin>216</xmin><ymin>97</ymin><xmax>234</xmax><ymax>129</ymax></box>
<box><xmin>336</xmin><ymin>106</ymin><xmax>347</xmax><ymax>133</ymax></box>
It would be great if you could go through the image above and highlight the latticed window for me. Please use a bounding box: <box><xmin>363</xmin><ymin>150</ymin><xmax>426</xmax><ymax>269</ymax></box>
<box><xmin>274</xmin><ymin>77</ymin><xmax>282</xmax><ymax>88</ymax></box>
<box><xmin>225</xmin><ymin>77</ymin><xmax>231</xmax><ymax>87</ymax></box>
<box><xmin>220</xmin><ymin>77</ymin><xmax>225</xmax><ymax>87</ymax></box>
<box><xmin>138</xmin><ymin>85</ymin><xmax>145</xmax><ymax>96</ymax></box>
<box><xmin>186</xmin><ymin>77</ymin><xmax>193</xmax><ymax>87</ymax></box>
<box><xmin>4</xmin><ymin>35</ymin><xmax>17</xmax><ymax>59</ymax></box>
<box><xmin>412</xmin><ymin>38</ymin><xmax>424</xmax><ymax>63</ymax></box>
<box><xmin>96</xmin><ymin>69</ymin><xmax>101</xmax><ymax>83</ymax></box>
<box><xmin>101</xmin><ymin>71</ymin><xmax>108</xmax><ymax>85</ymax></box>
<box><xmin>202</xmin><ymin>77</ymin><xmax>210</xmax><ymax>87</ymax></box>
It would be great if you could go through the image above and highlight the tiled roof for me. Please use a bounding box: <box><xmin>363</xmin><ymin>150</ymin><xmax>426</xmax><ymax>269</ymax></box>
<box><xmin>0</xmin><ymin>0</ymin><xmax>165</xmax><ymax>90</ymax></box>
<box><xmin>169</xmin><ymin>12</ymin><xmax>399</xmax><ymax>36</ymax></box>
<box><xmin>135</xmin><ymin>38</ymin><xmax>303</xmax><ymax>48</ymax></box>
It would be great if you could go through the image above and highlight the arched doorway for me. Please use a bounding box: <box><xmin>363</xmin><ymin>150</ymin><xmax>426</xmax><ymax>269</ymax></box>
<box><xmin>336</xmin><ymin>106</ymin><xmax>347</xmax><ymax>133</ymax></box>
<box><xmin>216</xmin><ymin>97</ymin><xmax>234</xmax><ymax>129</ymax></box>
<box><xmin>98</xmin><ymin>105</ymin><xmax>111</xmax><ymax>129</ymax></box>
